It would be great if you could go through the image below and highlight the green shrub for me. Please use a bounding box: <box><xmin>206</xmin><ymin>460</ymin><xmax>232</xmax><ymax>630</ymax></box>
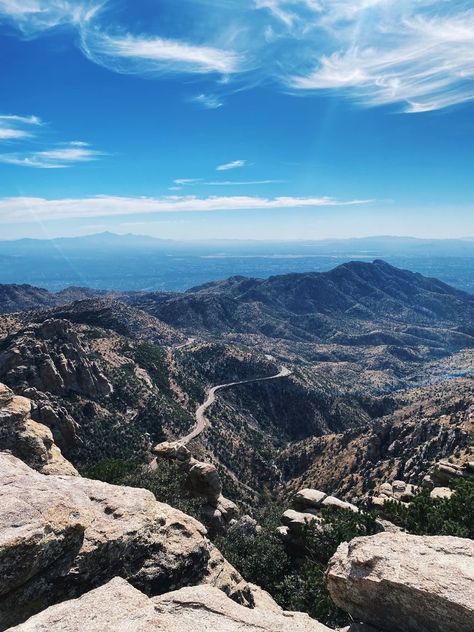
<box><xmin>134</xmin><ymin>342</ymin><xmax>170</xmax><ymax>393</ymax></box>
<box><xmin>382</xmin><ymin>479</ymin><xmax>474</xmax><ymax>538</ymax></box>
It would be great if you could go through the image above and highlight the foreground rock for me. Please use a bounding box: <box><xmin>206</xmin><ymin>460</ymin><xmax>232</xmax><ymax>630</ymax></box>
<box><xmin>0</xmin><ymin>383</ymin><xmax>77</xmax><ymax>476</ymax></box>
<box><xmin>7</xmin><ymin>577</ymin><xmax>332</xmax><ymax>632</ymax></box>
<box><xmin>326</xmin><ymin>532</ymin><xmax>474</xmax><ymax>632</ymax></box>
<box><xmin>0</xmin><ymin>453</ymin><xmax>249</xmax><ymax>630</ymax></box>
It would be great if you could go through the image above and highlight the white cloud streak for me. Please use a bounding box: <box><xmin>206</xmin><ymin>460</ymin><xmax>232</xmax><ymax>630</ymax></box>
<box><xmin>0</xmin><ymin>143</ymin><xmax>103</xmax><ymax>168</ymax></box>
<box><xmin>0</xmin><ymin>113</ymin><xmax>42</xmax><ymax>142</ymax></box>
<box><xmin>289</xmin><ymin>8</ymin><xmax>474</xmax><ymax>112</ymax></box>
<box><xmin>191</xmin><ymin>93</ymin><xmax>223</xmax><ymax>109</ymax></box>
<box><xmin>217</xmin><ymin>160</ymin><xmax>247</xmax><ymax>171</ymax></box>
<box><xmin>80</xmin><ymin>31</ymin><xmax>243</xmax><ymax>77</ymax></box>
<box><xmin>174</xmin><ymin>178</ymin><xmax>202</xmax><ymax>185</ymax></box>
<box><xmin>0</xmin><ymin>194</ymin><xmax>372</xmax><ymax>223</ymax></box>
<box><xmin>0</xmin><ymin>0</ymin><xmax>102</xmax><ymax>34</ymax></box>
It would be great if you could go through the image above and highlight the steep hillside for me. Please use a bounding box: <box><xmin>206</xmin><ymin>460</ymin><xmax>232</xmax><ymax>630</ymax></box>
<box><xmin>0</xmin><ymin>284</ymin><xmax>106</xmax><ymax>314</ymax></box>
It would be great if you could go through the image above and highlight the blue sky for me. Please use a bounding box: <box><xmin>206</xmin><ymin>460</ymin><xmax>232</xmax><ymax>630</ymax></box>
<box><xmin>0</xmin><ymin>0</ymin><xmax>473</xmax><ymax>240</ymax></box>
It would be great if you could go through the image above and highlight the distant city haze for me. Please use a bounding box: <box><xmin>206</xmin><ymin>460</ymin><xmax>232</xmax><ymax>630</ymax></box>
<box><xmin>0</xmin><ymin>233</ymin><xmax>472</xmax><ymax>294</ymax></box>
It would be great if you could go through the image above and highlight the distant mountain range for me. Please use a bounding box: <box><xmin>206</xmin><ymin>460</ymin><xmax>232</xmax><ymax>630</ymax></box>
<box><xmin>123</xmin><ymin>260</ymin><xmax>474</xmax><ymax>353</ymax></box>
<box><xmin>1</xmin><ymin>232</ymin><xmax>474</xmax><ymax>252</ymax></box>
<box><xmin>0</xmin><ymin>233</ymin><xmax>473</xmax><ymax>293</ymax></box>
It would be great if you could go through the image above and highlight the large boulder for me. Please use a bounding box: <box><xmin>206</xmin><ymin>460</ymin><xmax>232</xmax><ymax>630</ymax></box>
<box><xmin>293</xmin><ymin>488</ymin><xmax>358</xmax><ymax>514</ymax></box>
<box><xmin>7</xmin><ymin>577</ymin><xmax>333</xmax><ymax>632</ymax></box>
<box><xmin>186</xmin><ymin>459</ymin><xmax>222</xmax><ymax>505</ymax></box>
<box><xmin>326</xmin><ymin>532</ymin><xmax>474</xmax><ymax>632</ymax></box>
<box><xmin>0</xmin><ymin>453</ymin><xmax>249</xmax><ymax>630</ymax></box>
<box><xmin>0</xmin><ymin>383</ymin><xmax>77</xmax><ymax>476</ymax></box>
<box><xmin>153</xmin><ymin>441</ymin><xmax>192</xmax><ymax>462</ymax></box>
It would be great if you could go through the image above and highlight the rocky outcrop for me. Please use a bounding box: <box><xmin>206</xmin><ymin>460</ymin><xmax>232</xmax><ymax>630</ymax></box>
<box><xmin>370</xmin><ymin>474</ymin><xmax>458</xmax><ymax>508</ymax></box>
<box><xmin>0</xmin><ymin>319</ymin><xmax>112</xmax><ymax>398</ymax></box>
<box><xmin>278</xmin><ymin>488</ymin><xmax>358</xmax><ymax>548</ymax></box>
<box><xmin>294</xmin><ymin>489</ymin><xmax>358</xmax><ymax>514</ymax></box>
<box><xmin>0</xmin><ymin>453</ymin><xmax>250</xmax><ymax>630</ymax></box>
<box><xmin>153</xmin><ymin>441</ymin><xmax>240</xmax><ymax>534</ymax></box>
<box><xmin>0</xmin><ymin>384</ymin><xmax>77</xmax><ymax>476</ymax></box>
<box><xmin>326</xmin><ymin>532</ymin><xmax>474</xmax><ymax>632</ymax></box>
<box><xmin>422</xmin><ymin>459</ymin><xmax>474</xmax><ymax>490</ymax></box>
<box><xmin>7</xmin><ymin>577</ymin><xmax>333</xmax><ymax>631</ymax></box>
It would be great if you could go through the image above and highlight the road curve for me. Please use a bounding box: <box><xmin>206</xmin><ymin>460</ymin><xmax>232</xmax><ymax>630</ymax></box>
<box><xmin>181</xmin><ymin>365</ymin><xmax>292</xmax><ymax>445</ymax></box>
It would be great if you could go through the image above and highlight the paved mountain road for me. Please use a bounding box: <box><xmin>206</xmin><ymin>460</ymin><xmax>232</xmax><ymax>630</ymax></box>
<box><xmin>181</xmin><ymin>365</ymin><xmax>292</xmax><ymax>445</ymax></box>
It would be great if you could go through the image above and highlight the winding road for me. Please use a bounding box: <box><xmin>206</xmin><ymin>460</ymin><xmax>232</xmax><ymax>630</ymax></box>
<box><xmin>181</xmin><ymin>365</ymin><xmax>292</xmax><ymax>445</ymax></box>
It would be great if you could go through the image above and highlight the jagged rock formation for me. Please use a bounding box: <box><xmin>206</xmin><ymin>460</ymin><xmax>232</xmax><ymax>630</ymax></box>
<box><xmin>7</xmin><ymin>577</ymin><xmax>332</xmax><ymax>632</ymax></box>
<box><xmin>370</xmin><ymin>479</ymin><xmax>419</xmax><ymax>507</ymax></box>
<box><xmin>153</xmin><ymin>441</ymin><xmax>239</xmax><ymax>533</ymax></box>
<box><xmin>370</xmin><ymin>457</ymin><xmax>474</xmax><ymax>508</ymax></box>
<box><xmin>49</xmin><ymin>298</ymin><xmax>185</xmax><ymax>347</ymax></box>
<box><xmin>326</xmin><ymin>532</ymin><xmax>474</xmax><ymax>632</ymax></box>
<box><xmin>0</xmin><ymin>453</ymin><xmax>250</xmax><ymax>630</ymax></box>
<box><xmin>293</xmin><ymin>488</ymin><xmax>358</xmax><ymax>513</ymax></box>
<box><xmin>0</xmin><ymin>383</ymin><xmax>77</xmax><ymax>476</ymax></box>
<box><xmin>0</xmin><ymin>319</ymin><xmax>112</xmax><ymax>398</ymax></box>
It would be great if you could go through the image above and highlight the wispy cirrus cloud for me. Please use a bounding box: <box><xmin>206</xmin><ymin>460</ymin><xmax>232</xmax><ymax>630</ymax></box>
<box><xmin>0</xmin><ymin>194</ymin><xmax>372</xmax><ymax>223</ymax></box>
<box><xmin>80</xmin><ymin>31</ymin><xmax>244</xmax><ymax>77</ymax></box>
<box><xmin>206</xmin><ymin>179</ymin><xmax>284</xmax><ymax>186</ymax></box>
<box><xmin>288</xmin><ymin>6</ymin><xmax>474</xmax><ymax>112</ymax></box>
<box><xmin>0</xmin><ymin>0</ymin><xmax>101</xmax><ymax>34</ymax></box>
<box><xmin>0</xmin><ymin>111</ymin><xmax>104</xmax><ymax>168</ymax></box>
<box><xmin>174</xmin><ymin>178</ymin><xmax>203</xmax><ymax>185</ymax></box>
<box><xmin>0</xmin><ymin>0</ymin><xmax>473</xmax><ymax>112</ymax></box>
<box><xmin>217</xmin><ymin>160</ymin><xmax>247</xmax><ymax>171</ymax></box>
<box><xmin>191</xmin><ymin>93</ymin><xmax>223</xmax><ymax>110</ymax></box>
<box><xmin>0</xmin><ymin>142</ymin><xmax>103</xmax><ymax>168</ymax></box>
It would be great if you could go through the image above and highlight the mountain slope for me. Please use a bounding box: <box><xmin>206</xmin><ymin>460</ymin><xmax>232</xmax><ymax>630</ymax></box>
<box><xmin>123</xmin><ymin>260</ymin><xmax>474</xmax><ymax>351</ymax></box>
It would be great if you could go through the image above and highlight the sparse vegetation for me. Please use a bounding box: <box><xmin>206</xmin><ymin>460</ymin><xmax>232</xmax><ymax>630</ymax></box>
<box><xmin>83</xmin><ymin>458</ymin><xmax>201</xmax><ymax>519</ymax></box>
<box><xmin>215</xmin><ymin>505</ymin><xmax>380</xmax><ymax>628</ymax></box>
<box><xmin>134</xmin><ymin>342</ymin><xmax>170</xmax><ymax>393</ymax></box>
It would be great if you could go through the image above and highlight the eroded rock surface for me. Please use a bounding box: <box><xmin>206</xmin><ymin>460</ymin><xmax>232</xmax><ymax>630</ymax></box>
<box><xmin>0</xmin><ymin>383</ymin><xmax>77</xmax><ymax>476</ymax></box>
<box><xmin>326</xmin><ymin>532</ymin><xmax>474</xmax><ymax>632</ymax></box>
<box><xmin>0</xmin><ymin>453</ymin><xmax>249</xmax><ymax>630</ymax></box>
<box><xmin>7</xmin><ymin>578</ymin><xmax>333</xmax><ymax>632</ymax></box>
<box><xmin>0</xmin><ymin>319</ymin><xmax>112</xmax><ymax>398</ymax></box>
